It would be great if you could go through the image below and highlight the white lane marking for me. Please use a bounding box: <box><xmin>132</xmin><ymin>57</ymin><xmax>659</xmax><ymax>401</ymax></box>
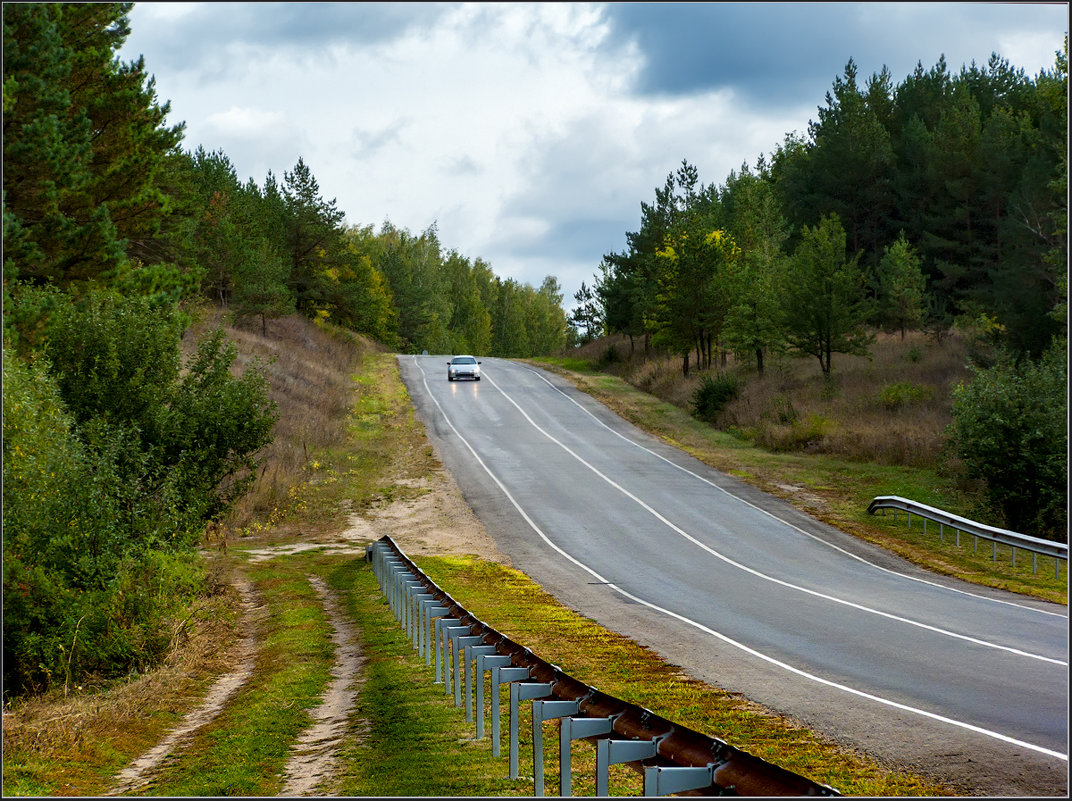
<box><xmin>478</xmin><ymin>366</ymin><xmax>1065</xmax><ymax>667</ymax></box>
<box><xmin>410</xmin><ymin>357</ymin><xmax>1068</xmax><ymax>761</ymax></box>
<box><xmin>518</xmin><ymin>362</ymin><xmax>1069</xmax><ymax>622</ymax></box>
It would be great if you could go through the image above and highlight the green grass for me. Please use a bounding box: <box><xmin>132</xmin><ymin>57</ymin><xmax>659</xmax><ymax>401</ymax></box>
<box><xmin>328</xmin><ymin>558</ymin><xmax>533</xmax><ymax>796</ymax></box>
<box><xmin>3</xmin><ymin>326</ymin><xmax>1039</xmax><ymax>798</ymax></box>
<box><xmin>140</xmin><ymin>560</ymin><xmax>335</xmax><ymax>796</ymax></box>
<box><xmin>330</xmin><ymin>553</ymin><xmax>955</xmax><ymax>797</ymax></box>
<box><xmin>530</xmin><ymin>358</ymin><xmax>1067</xmax><ymax>604</ymax></box>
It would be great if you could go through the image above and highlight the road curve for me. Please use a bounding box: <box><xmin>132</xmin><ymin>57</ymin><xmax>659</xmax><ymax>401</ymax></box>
<box><xmin>399</xmin><ymin>355</ymin><xmax>1069</xmax><ymax>795</ymax></box>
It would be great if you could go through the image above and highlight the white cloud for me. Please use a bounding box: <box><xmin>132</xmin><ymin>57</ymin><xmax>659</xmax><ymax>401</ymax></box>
<box><xmin>119</xmin><ymin>2</ymin><xmax>1068</xmax><ymax>310</ymax></box>
<box><xmin>205</xmin><ymin>107</ymin><xmax>288</xmax><ymax>139</ymax></box>
<box><xmin>998</xmin><ymin>30</ymin><xmax>1066</xmax><ymax>76</ymax></box>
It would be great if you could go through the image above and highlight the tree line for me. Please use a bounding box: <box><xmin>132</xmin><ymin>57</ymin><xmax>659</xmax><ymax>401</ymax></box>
<box><xmin>580</xmin><ymin>51</ymin><xmax>1066</xmax><ymax>368</ymax></box>
<box><xmin>2</xmin><ymin>2</ymin><xmax>565</xmax><ymax>696</ymax></box>
<box><xmin>573</xmin><ymin>47</ymin><xmax>1067</xmax><ymax>539</ymax></box>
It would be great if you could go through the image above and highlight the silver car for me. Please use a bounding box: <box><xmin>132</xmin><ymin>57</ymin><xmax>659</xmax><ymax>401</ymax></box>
<box><xmin>447</xmin><ymin>355</ymin><xmax>481</xmax><ymax>381</ymax></box>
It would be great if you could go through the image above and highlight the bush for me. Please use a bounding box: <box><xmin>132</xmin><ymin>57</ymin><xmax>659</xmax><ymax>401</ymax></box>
<box><xmin>880</xmin><ymin>381</ymin><xmax>933</xmax><ymax>410</ymax></box>
<box><xmin>40</xmin><ymin>289</ymin><xmax>279</xmax><ymax>544</ymax></box>
<box><xmin>773</xmin><ymin>414</ymin><xmax>833</xmax><ymax>453</ymax></box>
<box><xmin>3</xmin><ymin>288</ymin><xmax>277</xmax><ymax>697</ymax></box>
<box><xmin>3</xmin><ymin>347</ymin><xmax>206</xmax><ymax>695</ymax></box>
<box><xmin>948</xmin><ymin>342</ymin><xmax>1067</xmax><ymax>538</ymax></box>
<box><xmin>690</xmin><ymin>373</ymin><xmax>739</xmax><ymax>423</ymax></box>
<box><xmin>598</xmin><ymin>344</ymin><xmax>620</xmax><ymax>367</ymax></box>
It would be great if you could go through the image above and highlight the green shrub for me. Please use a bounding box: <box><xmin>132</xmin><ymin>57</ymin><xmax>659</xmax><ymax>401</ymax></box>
<box><xmin>781</xmin><ymin>414</ymin><xmax>833</xmax><ymax>452</ymax></box>
<box><xmin>690</xmin><ymin>373</ymin><xmax>739</xmax><ymax>423</ymax></box>
<box><xmin>598</xmin><ymin>344</ymin><xmax>620</xmax><ymax>367</ymax></box>
<box><xmin>39</xmin><ymin>289</ymin><xmax>279</xmax><ymax>543</ymax></box>
<box><xmin>880</xmin><ymin>381</ymin><xmax>933</xmax><ymax>410</ymax></box>
<box><xmin>948</xmin><ymin>343</ymin><xmax>1067</xmax><ymax>538</ymax></box>
<box><xmin>3</xmin><ymin>347</ymin><xmax>206</xmax><ymax>695</ymax></box>
<box><xmin>3</xmin><ymin>287</ymin><xmax>275</xmax><ymax>697</ymax></box>
<box><xmin>772</xmin><ymin>394</ymin><xmax>798</xmax><ymax>424</ymax></box>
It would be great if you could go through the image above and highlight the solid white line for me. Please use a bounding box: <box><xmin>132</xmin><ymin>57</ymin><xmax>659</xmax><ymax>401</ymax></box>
<box><xmin>520</xmin><ymin>362</ymin><xmax>1069</xmax><ymax>621</ymax></box>
<box><xmin>410</xmin><ymin>357</ymin><xmax>1068</xmax><ymax>762</ymax></box>
<box><xmin>481</xmin><ymin>367</ymin><xmax>1065</xmax><ymax>667</ymax></box>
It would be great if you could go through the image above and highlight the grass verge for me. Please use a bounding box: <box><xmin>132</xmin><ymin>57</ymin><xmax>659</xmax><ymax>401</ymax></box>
<box><xmin>530</xmin><ymin>357</ymin><xmax>1067</xmax><ymax>604</ymax></box>
<box><xmin>139</xmin><ymin>559</ymin><xmax>334</xmax><ymax>796</ymax></box>
<box><xmin>414</xmin><ymin>555</ymin><xmax>956</xmax><ymax>796</ymax></box>
<box><xmin>0</xmin><ymin>574</ymin><xmax>240</xmax><ymax>797</ymax></box>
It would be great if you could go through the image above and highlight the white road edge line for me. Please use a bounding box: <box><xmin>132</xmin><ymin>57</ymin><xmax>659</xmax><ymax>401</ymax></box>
<box><xmin>520</xmin><ymin>361</ymin><xmax>1068</xmax><ymax>621</ymax></box>
<box><xmin>485</xmin><ymin>367</ymin><xmax>1065</xmax><ymax>667</ymax></box>
<box><xmin>410</xmin><ymin>357</ymin><xmax>1068</xmax><ymax>762</ymax></box>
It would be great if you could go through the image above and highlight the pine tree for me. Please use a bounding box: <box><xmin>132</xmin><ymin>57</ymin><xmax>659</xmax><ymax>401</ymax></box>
<box><xmin>2</xmin><ymin>3</ymin><xmax>183</xmax><ymax>286</ymax></box>
<box><xmin>782</xmin><ymin>214</ymin><xmax>875</xmax><ymax>375</ymax></box>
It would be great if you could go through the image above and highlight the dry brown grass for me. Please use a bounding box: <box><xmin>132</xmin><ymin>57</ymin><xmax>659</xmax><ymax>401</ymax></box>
<box><xmin>1</xmin><ymin>561</ymin><xmax>242</xmax><ymax>796</ymax></box>
<box><xmin>574</xmin><ymin>330</ymin><xmax>972</xmax><ymax>468</ymax></box>
<box><xmin>180</xmin><ymin>304</ymin><xmax>387</xmax><ymax>535</ymax></box>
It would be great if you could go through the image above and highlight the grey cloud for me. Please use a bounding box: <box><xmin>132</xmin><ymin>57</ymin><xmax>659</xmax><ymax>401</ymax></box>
<box><xmin>600</xmin><ymin>2</ymin><xmax>1068</xmax><ymax>110</ymax></box>
<box><xmin>507</xmin><ymin>217</ymin><xmax>631</xmax><ymax>263</ymax></box>
<box><xmin>124</xmin><ymin>2</ymin><xmax>448</xmax><ymax>72</ymax></box>
<box><xmin>351</xmin><ymin>119</ymin><xmax>409</xmax><ymax>160</ymax></box>
<box><xmin>446</xmin><ymin>155</ymin><xmax>481</xmax><ymax>177</ymax></box>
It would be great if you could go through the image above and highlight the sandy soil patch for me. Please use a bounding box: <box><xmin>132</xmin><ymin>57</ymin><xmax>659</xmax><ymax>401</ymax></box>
<box><xmin>279</xmin><ymin>575</ymin><xmax>365</xmax><ymax>796</ymax></box>
<box><xmin>356</xmin><ymin>469</ymin><xmax>511</xmax><ymax>565</ymax></box>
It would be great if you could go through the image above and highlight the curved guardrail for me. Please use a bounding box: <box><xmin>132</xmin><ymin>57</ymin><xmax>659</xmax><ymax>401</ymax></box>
<box><xmin>366</xmin><ymin>535</ymin><xmax>840</xmax><ymax>797</ymax></box>
<box><xmin>867</xmin><ymin>495</ymin><xmax>1067</xmax><ymax>579</ymax></box>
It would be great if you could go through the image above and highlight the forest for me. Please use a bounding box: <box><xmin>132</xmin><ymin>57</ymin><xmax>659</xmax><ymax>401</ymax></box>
<box><xmin>573</xmin><ymin>46</ymin><xmax>1067</xmax><ymax>545</ymax></box>
<box><xmin>2</xmin><ymin>1</ymin><xmax>1066</xmax><ymax>700</ymax></box>
<box><xmin>2</xmin><ymin>2</ymin><xmax>566</xmax><ymax>697</ymax></box>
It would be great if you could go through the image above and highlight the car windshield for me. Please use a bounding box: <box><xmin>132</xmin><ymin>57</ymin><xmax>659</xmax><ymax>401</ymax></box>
<box><xmin>452</xmin><ymin>357</ymin><xmax>476</xmax><ymax>364</ymax></box>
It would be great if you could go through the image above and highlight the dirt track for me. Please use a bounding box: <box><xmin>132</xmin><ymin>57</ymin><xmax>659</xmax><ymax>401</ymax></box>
<box><xmin>105</xmin><ymin>462</ymin><xmax>506</xmax><ymax>796</ymax></box>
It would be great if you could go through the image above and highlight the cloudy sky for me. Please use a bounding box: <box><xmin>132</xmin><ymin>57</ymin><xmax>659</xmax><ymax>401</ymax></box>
<box><xmin>118</xmin><ymin>2</ymin><xmax>1067</xmax><ymax>309</ymax></box>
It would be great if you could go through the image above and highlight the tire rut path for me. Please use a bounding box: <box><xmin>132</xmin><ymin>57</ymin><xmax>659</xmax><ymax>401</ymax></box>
<box><xmin>106</xmin><ymin>576</ymin><xmax>263</xmax><ymax>795</ymax></box>
<box><xmin>278</xmin><ymin>574</ymin><xmax>366</xmax><ymax>796</ymax></box>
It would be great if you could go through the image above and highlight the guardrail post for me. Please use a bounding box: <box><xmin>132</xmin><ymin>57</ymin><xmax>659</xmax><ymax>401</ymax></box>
<box><xmin>400</xmin><ymin>579</ymin><xmax>423</xmax><ymax>636</ymax></box>
<box><xmin>559</xmin><ymin>716</ymin><xmax>614</xmax><ymax>797</ymax></box>
<box><xmin>380</xmin><ymin>557</ymin><xmax>402</xmax><ymax>607</ymax></box>
<box><xmin>510</xmin><ymin>682</ymin><xmax>554</xmax><ymax>780</ymax></box>
<box><xmin>453</xmin><ymin>634</ymin><xmax>483</xmax><ymax>706</ymax></box>
<box><xmin>595</xmin><ymin>738</ymin><xmax>659</xmax><ymax>797</ymax></box>
<box><xmin>405</xmin><ymin>587</ymin><xmax>430</xmax><ymax>643</ymax></box>
<box><xmin>433</xmin><ymin>618</ymin><xmax>460</xmax><ymax>684</ymax></box>
<box><xmin>643</xmin><ymin>765</ymin><xmax>717</xmax><ymax>796</ymax></box>
<box><xmin>442</xmin><ymin>625</ymin><xmax>470</xmax><ymax>696</ymax></box>
<box><xmin>465</xmin><ymin>644</ymin><xmax>498</xmax><ymax>722</ymax></box>
<box><xmin>491</xmin><ymin>665</ymin><xmax>531</xmax><ymax>758</ymax></box>
<box><xmin>476</xmin><ymin>655</ymin><xmax>513</xmax><ymax>741</ymax></box>
<box><xmin>530</xmin><ymin>700</ymin><xmax>580</xmax><ymax>796</ymax></box>
<box><xmin>420</xmin><ymin>602</ymin><xmax>448</xmax><ymax>664</ymax></box>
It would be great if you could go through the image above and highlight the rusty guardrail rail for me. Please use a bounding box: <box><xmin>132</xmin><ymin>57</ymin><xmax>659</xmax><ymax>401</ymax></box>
<box><xmin>366</xmin><ymin>535</ymin><xmax>840</xmax><ymax>797</ymax></box>
<box><xmin>868</xmin><ymin>495</ymin><xmax>1067</xmax><ymax>579</ymax></box>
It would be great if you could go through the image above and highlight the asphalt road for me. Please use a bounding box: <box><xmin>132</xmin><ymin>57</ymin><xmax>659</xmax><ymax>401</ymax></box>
<box><xmin>399</xmin><ymin>355</ymin><xmax>1069</xmax><ymax>795</ymax></box>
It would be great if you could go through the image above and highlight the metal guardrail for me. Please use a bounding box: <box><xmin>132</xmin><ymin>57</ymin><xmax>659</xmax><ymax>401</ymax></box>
<box><xmin>366</xmin><ymin>535</ymin><xmax>840</xmax><ymax>797</ymax></box>
<box><xmin>867</xmin><ymin>495</ymin><xmax>1068</xmax><ymax>579</ymax></box>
